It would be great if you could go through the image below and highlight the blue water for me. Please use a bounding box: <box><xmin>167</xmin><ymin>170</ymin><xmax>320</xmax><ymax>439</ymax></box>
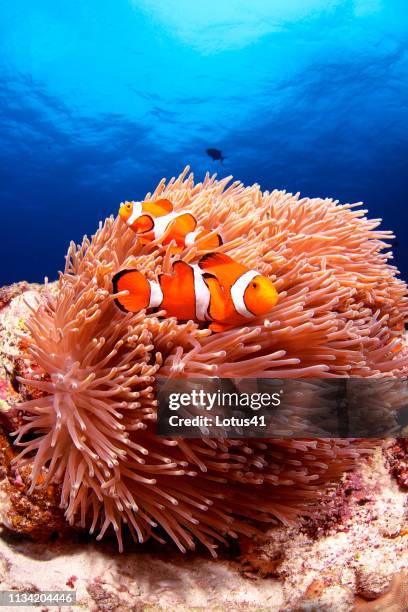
<box><xmin>1</xmin><ymin>1</ymin><xmax>407</xmax><ymax>286</ymax></box>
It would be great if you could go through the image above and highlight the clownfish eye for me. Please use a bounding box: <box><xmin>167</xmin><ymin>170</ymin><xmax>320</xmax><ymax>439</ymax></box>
<box><xmin>252</xmin><ymin>282</ymin><xmax>258</xmax><ymax>289</ymax></box>
<box><xmin>126</xmin><ymin>203</ymin><xmax>131</xmax><ymax>209</ymax></box>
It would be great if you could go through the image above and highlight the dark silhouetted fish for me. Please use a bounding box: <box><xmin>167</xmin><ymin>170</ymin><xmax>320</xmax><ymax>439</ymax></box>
<box><xmin>206</xmin><ymin>148</ymin><xmax>226</xmax><ymax>162</ymax></box>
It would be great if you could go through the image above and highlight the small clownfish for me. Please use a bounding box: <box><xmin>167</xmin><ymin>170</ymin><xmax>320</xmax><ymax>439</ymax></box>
<box><xmin>119</xmin><ymin>199</ymin><xmax>223</xmax><ymax>252</ymax></box>
<box><xmin>112</xmin><ymin>253</ymin><xmax>278</xmax><ymax>333</ymax></box>
<box><xmin>391</xmin><ymin>340</ymin><xmax>404</xmax><ymax>354</ymax></box>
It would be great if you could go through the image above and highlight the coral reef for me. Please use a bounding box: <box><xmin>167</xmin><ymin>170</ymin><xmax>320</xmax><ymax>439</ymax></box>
<box><xmin>5</xmin><ymin>167</ymin><xmax>408</xmax><ymax>554</ymax></box>
<box><xmin>0</xmin><ymin>427</ymin><xmax>70</xmax><ymax>541</ymax></box>
<box><xmin>0</xmin><ymin>441</ymin><xmax>407</xmax><ymax>611</ymax></box>
<box><xmin>386</xmin><ymin>439</ymin><xmax>408</xmax><ymax>489</ymax></box>
<box><xmin>240</xmin><ymin>444</ymin><xmax>408</xmax><ymax>611</ymax></box>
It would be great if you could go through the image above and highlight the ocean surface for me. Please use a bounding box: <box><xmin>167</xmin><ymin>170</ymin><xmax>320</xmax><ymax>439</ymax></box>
<box><xmin>1</xmin><ymin>1</ymin><xmax>407</xmax><ymax>286</ymax></box>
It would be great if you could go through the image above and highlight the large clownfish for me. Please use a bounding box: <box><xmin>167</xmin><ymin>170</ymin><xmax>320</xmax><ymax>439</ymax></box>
<box><xmin>119</xmin><ymin>199</ymin><xmax>222</xmax><ymax>252</ymax></box>
<box><xmin>112</xmin><ymin>253</ymin><xmax>278</xmax><ymax>332</ymax></box>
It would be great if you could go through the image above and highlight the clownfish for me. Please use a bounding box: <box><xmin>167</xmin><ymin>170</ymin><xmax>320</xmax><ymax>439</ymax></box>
<box><xmin>112</xmin><ymin>253</ymin><xmax>278</xmax><ymax>333</ymax></box>
<box><xmin>119</xmin><ymin>199</ymin><xmax>222</xmax><ymax>252</ymax></box>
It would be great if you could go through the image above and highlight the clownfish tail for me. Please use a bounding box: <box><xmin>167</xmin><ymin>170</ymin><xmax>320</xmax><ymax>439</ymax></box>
<box><xmin>112</xmin><ymin>269</ymin><xmax>151</xmax><ymax>313</ymax></box>
<box><xmin>187</xmin><ymin>229</ymin><xmax>223</xmax><ymax>251</ymax></box>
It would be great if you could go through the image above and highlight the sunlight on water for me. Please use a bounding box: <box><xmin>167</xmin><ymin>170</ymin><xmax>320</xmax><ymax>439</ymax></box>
<box><xmin>136</xmin><ymin>0</ymin><xmax>349</xmax><ymax>51</ymax></box>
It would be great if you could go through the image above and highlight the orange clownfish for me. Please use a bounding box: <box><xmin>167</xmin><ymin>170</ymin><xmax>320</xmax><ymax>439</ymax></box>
<box><xmin>119</xmin><ymin>199</ymin><xmax>222</xmax><ymax>252</ymax></box>
<box><xmin>112</xmin><ymin>253</ymin><xmax>278</xmax><ymax>333</ymax></box>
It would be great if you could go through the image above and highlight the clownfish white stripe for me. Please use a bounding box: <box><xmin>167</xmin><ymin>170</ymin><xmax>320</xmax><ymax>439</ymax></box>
<box><xmin>230</xmin><ymin>270</ymin><xmax>259</xmax><ymax>318</ymax></box>
<box><xmin>185</xmin><ymin>230</ymin><xmax>201</xmax><ymax>247</ymax></box>
<box><xmin>153</xmin><ymin>211</ymin><xmax>191</xmax><ymax>240</ymax></box>
<box><xmin>148</xmin><ymin>280</ymin><xmax>163</xmax><ymax>308</ymax></box>
<box><xmin>191</xmin><ymin>264</ymin><xmax>211</xmax><ymax>321</ymax></box>
<box><xmin>127</xmin><ymin>202</ymin><xmax>143</xmax><ymax>226</ymax></box>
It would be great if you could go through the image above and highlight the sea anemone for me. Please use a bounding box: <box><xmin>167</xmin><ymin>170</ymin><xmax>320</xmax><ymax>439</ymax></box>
<box><xmin>13</xmin><ymin>167</ymin><xmax>408</xmax><ymax>555</ymax></box>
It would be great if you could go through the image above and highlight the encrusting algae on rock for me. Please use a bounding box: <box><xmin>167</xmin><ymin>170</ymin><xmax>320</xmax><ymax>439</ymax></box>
<box><xmin>8</xmin><ymin>167</ymin><xmax>408</xmax><ymax>555</ymax></box>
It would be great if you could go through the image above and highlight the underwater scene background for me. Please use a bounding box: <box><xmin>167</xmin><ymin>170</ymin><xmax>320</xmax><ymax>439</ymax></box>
<box><xmin>0</xmin><ymin>0</ymin><xmax>407</xmax><ymax>286</ymax></box>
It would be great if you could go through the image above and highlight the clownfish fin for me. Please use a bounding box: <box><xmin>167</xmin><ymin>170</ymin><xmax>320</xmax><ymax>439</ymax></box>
<box><xmin>208</xmin><ymin>322</ymin><xmax>234</xmax><ymax>333</ymax></box>
<box><xmin>133</xmin><ymin>214</ymin><xmax>154</xmax><ymax>233</ymax></box>
<box><xmin>194</xmin><ymin>230</ymin><xmax>223</xmax><ymax>251</ymax></box>
<box><xmin>112</xmin><ymin>269</ymin><xmax>151</xmax><ymax>313</ymax></box>
<box><xmin>203</xmin><ymin>274</ymin><xmax>227</xmax><ymax>322</ymax></box>
<box><xmin>199</xmin><ymin>252</ymin><xmax>235</xmax><ymax>270</ymax></box>
<box><xmin>160</xmin><ymin>260</ymin><xmax>196</xmax><ymax>321</ymax></box>
<box><xmin>142</xmin><ymin>198</ymin><xmax>174</xmax><ymax>218</ymax></box>
<box><xmin>170</xmin><ymin>213</ymin><xmax>196</xmax><ymax>239</ymax></box>
<box><xmin>199</xmin><ymin>252</ymin><xmax>247</xmax><ymax>278</ymax></box>
<box><xmin>199</xmin><ymin>252</ymin><xmax>249</xmax><ymax>290</ymax></box>
<box><xmin>153</xmin><ymin>198</ymin><xmax>174</xmax><ymax>214</ymax></box>
<box><xmin>171</xmin><ymin>259</ymin><xmax>194</xmax><ymax>279</ymax></box>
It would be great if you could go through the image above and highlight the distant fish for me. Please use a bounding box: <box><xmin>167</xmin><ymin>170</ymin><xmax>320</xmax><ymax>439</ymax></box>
<box><xmin>119</xmin><ymin>198</ymin><xmax>222</xmax><ymax>252</ymax></box>
<box><xmin>206</xmin><ymin>148</ymin><xmax>226</xmax><ymax>162</ymax></box>
<box><xmin>112</xmin><ymin>253</ymin><xmax>278</xmax><ymax>333</ymax></box>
